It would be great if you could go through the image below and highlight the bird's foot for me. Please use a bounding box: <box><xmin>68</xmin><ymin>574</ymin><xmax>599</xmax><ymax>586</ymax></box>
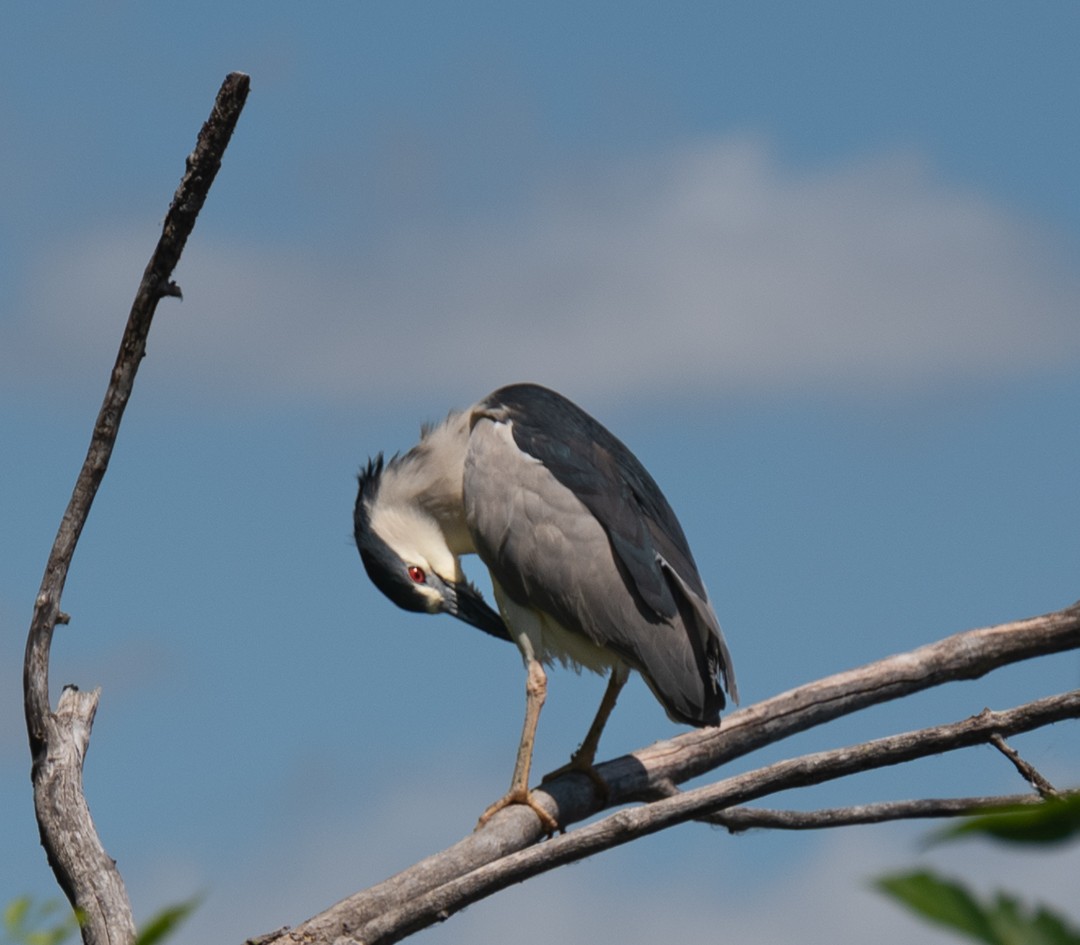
<box><xmin>476</xmin><ymin>787</ymin><xmax>560</xmax><ymax>835</ymax></box>
<box><xmin>541</xmin><ymin>750</ymin><xmax>611</xmax><ymax>805</ymax></box>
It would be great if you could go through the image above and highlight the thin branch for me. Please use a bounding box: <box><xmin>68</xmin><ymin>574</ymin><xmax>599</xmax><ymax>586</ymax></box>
<box><xmin>989</xmin><ymin>733</ymin><xmax>1059</xmax><ymax>798</ymax></box>
<box><xmin>703</xmin><ymin>792</ymin><xmax>1069</xmax><ymax>832</ymax></box>
<box><xmin>350</xmin><ymin>691</ymin><xmax>1080</xmax><ymax>945</ymax></box>
<box><xmin>256</xmin><ymin>600</ymin><xmax>1080</xmax><ymax>945</ymax></box>
<box><xmin>23</xmin><ymin>72</ymin><xmax>249</xmax><ymax>945</ymax></box>
<box><xmin>244</xmin><ymin>790</ymin><xmax>1067</xmax><ymax>945</ymax></box>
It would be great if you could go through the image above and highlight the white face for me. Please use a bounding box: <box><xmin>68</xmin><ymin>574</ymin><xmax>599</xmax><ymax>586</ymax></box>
<box><xmin>367</xmin><ymin>502</ymin><xmax>463</xmax><ymax>613</ymax></box>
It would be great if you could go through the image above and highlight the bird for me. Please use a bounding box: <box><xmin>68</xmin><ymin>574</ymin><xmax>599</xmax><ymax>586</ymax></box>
<box><xmin>353</xmin><ymin>383</ymin><xmax>737</xmax><ymax>831</ymax></box>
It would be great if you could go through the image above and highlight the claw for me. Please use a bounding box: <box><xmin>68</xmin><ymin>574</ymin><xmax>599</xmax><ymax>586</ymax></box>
<box><xmin>542</xmin><ymin>752</ymin><xmax>611</xmax><ymax>804</ymax></box>
<box><xmin>477</xmin><ymin>788</ymin><xmax>560</xmax><ymax>835</ymax></box>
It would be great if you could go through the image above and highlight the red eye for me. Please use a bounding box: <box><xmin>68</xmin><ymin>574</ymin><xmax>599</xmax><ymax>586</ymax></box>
<box><xmin>407</xmin><ymin>565</ymin><xmax>426</xmax><ymax>584</ymax></box>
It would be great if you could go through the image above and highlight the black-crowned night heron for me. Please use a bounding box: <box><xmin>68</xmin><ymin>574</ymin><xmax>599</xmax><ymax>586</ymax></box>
<box><xmin>354</xmin><ymin>383</ymin><xmax>737</xmax><ymax>830</ymax></box>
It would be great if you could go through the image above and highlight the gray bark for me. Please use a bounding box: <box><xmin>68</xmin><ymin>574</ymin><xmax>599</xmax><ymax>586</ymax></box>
<box><xmin>23</xmin><ymin>71</ymin><xmax>249</xmax><ymax>945</ymax></box>
<box><xmin>250</xmin><ymin>601</ymin><xmax>1080</xmax><ymax>945</ymax></box>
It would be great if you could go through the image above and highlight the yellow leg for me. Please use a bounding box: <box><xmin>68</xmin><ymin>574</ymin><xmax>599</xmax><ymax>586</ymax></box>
<box><xmin>542</xmin><ymin>666</ymin><xmax>628</xmax><ymax>799</ymax></box>
<box><xmin>477</xmin><ymin>658</ymin><xmax>559</xmax><ymax>833</ymax></box>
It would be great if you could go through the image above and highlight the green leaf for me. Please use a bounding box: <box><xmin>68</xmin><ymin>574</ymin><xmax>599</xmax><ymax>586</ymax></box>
<box><xmin>984</xmin><ymin>891</ymin><xmax>1080</xmax><ymax>945</ymax></box>
<box><xmin>931</xmin><ymin>795</ymin><xmax>1080</xmax><ymax>848</ymax></box>
<box><xmin>3</xmin><ymin>898</ymin><xmax>31</xmax><ymax>936</ymax></box>
<box><xmin>876</xmin><ymin>870</ymin><xmax>1000</xmax><ymax>943</ymax></box>
<box><xmin>2</xmin><ymin>897</ymin><xmax>78</xmax><ymax>945</ymax></box>
<box><xmin>877</xmin><ymin>870</ymin><xmax>1080</xmax><ymax>945</ymax></box>
<box><xmin>134</xmin><ymin>896</ymin><xmax>201</xmax><ymax>945</ymax></box>
<box><xmin>24</xmin><ymin>927</ymin><xmax>73</xmax><ymax>945</ymax></box>
<box><xmin>1028</xmin><ymin>904</ymin><xmax>1080</xmax><ymax>945</ymax></box>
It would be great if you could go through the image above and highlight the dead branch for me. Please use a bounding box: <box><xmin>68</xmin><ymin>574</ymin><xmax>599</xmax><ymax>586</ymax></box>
<box><xmin>23</xmin><ymin>72</ymin><xmax>249</xmax><ymax>945</ymax></box>
<box><xmin>16</xmin><ymin>67</ymin><xmax>1077</xmax><ymax>945</ymax></box>
<box><xmin>704</xmin><ymin>793</ymin><xmax>1068</xmax><ymax>832</ymax></box>
<box><xmin>249</xmin><ymin>600</ymin><xmax>1080</xmax><ymax>945</ymax></box>
<box><xmin>989</xmin><ymin>733</ymin><xmax>1059</xmax><ymax>797</ymax></box>
<box><xmin>278</xmin><ymin>689</ymin><xmax>1080</xmax><ymax>945</ymax></box>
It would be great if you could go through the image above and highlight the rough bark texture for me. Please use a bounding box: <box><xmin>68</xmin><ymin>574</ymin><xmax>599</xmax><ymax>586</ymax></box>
<box><xmin>23</xmin><ymin>72</ymin><xmax>249</xmax><ymax>945</ymax></box>
<box><xmin>32</xmin><ymin>687</ymin><xmax>135</xmax><ymax>945</ymax></box>
<box><xmin>249</xmin><ymin>601</ymin><xmax>1080</xmax><ymax>945</ymax></box>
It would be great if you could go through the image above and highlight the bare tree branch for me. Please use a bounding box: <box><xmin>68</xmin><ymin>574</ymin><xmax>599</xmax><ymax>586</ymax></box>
<box><xmin>989</xmin><ymin>733</ymin><xmax>1059</xmax><ymax>798</ymax></box>
<box><xmin>625</xmin><ymin>601</ymin><xmax>1080</xmax><ymax>798</ymax></box>
<box><xmin>17</xmin><ymin>66</ymin><xmax>1077</xmax><ymax>945</ymax></box>
<box><xmin>243</xmin><ymin>603</ymin><xmax>1080</xmax><ymax>945</ymax></box>
<box><xmin>321</xmin><ymin>691</ymin><xmax>1080</xmax><ymax>945</ymax></box>
<box><xmin>703</xmin><ymin>792</ymin><xmax>1072</xmax><ymax>832</ymax></box>
<box><xmin>23</xmin><ymin>72</ymin><xmax>249</xmax><ymax>945</ymax></box>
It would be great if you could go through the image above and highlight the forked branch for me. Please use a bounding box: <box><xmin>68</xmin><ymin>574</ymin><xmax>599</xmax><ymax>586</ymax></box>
<box><xmin>23</xmin><ymin>72</ymin><xmax>249</xmax><ymax>945</ymax></box>
<box><xmin>16</xmin><ymin>68</ymin><xmax>1077</xmax><ymax>945</ymax></box>
<box><xmin>252</xmin><ymin>601</ymin><xmax>1080</xmax><ymax>945</ymax></box>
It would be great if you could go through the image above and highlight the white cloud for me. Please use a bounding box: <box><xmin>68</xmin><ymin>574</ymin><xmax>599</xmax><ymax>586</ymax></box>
<box><xmin>10</xmin><ymin>136</ymin><xmax>1080</xmax><ymax>407</ymax></box>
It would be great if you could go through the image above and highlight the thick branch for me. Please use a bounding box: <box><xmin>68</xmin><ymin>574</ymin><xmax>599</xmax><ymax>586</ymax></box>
<box><xmin>255</xmin><ymin>600</ymin><xmax>1080</xmax><ymax>945</ymax></box>
<box><xmin>33</xmin><ymin>687</ymin><xmax>134</xmax><ymax>944</ymax></box>
<box><xmin>624</xmin><ymin>600</ymin><xmax>1080</xmax><ymax>797</ymax></box>
<box><xmin>24</xmin><ymin>73</ymin><xmax>249</xmax><ymax>945</ymax></box>
<box><xmin>352</xmin><ymin>691</ymin><xmax>1080</xmax><ymax>945</ymax></box>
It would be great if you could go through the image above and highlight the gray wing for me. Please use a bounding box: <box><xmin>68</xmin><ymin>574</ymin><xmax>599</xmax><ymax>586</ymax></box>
<box><xmin>464</xmin><ymin>384</ymin><xmax>737</xmax><ymax>724</ymax></box>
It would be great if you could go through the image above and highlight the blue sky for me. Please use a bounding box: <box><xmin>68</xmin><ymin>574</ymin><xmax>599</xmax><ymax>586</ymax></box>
<box><xmin>2</xmin><ymin>3</ymin><xmax>1079</xmax><ymax>943</ymax></box>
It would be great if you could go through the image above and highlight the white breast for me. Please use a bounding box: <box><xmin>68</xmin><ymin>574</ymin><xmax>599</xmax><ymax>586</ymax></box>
<box><xmin>489</xmin><ymin>577</ymin><xmax>622</xmax><ymax>675</ymax></box>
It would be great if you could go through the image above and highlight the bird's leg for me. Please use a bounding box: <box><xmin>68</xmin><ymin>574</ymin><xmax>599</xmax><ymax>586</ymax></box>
<box><xmin>570</xmin><ymin>666</ymin><xmax>628</xmax><ymax>768</ymax></box>
<box><xmin>541</xmin><ymin>666</ymin><xmax>628</xmax><ymax>802</ymax></box>
<box><xmin>476</xmin><ymin>658</ymin><xmax>560</xmax><ymax>833</ymax></box>
<box><xmin>509</xmin><ymin>658</ymin><xmax>546</xmax><ymax>794</ymax></box>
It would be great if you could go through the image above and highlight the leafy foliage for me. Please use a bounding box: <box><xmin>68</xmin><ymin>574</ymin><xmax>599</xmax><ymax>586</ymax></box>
<box><xmin>877</xmin><ymin>794</ymin><xmax>1080</xmax><ymax>945</ymax></box>
<box><xmin>134</xmin><ymin>896</ymin><xmax>201</xmax><ymax>945</ymax></box>
<box><xmin>2</xmin><ymin>897</ymin><xmax>78</xmax><ymax>945</ymax></box>
<box><xmin>877</xmin><ymin>871</ymin><xmax>1080</xmax><ymax>945</ymax></box>
<box><xmin>3</xmin><ymin>895</ymin><xmax>199</xmax><ymax>945</ymax></box>
<box><xmin>930</xmin><ymin>794</ymin><xmax>1080</xmax><ymax>848</ymax></box>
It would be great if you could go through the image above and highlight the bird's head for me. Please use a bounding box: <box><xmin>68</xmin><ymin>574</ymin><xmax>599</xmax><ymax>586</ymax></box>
<box><xmin>354</xmin><ymin>455</ymin><xmax>509</xmax><ymax>641</ymax></box>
